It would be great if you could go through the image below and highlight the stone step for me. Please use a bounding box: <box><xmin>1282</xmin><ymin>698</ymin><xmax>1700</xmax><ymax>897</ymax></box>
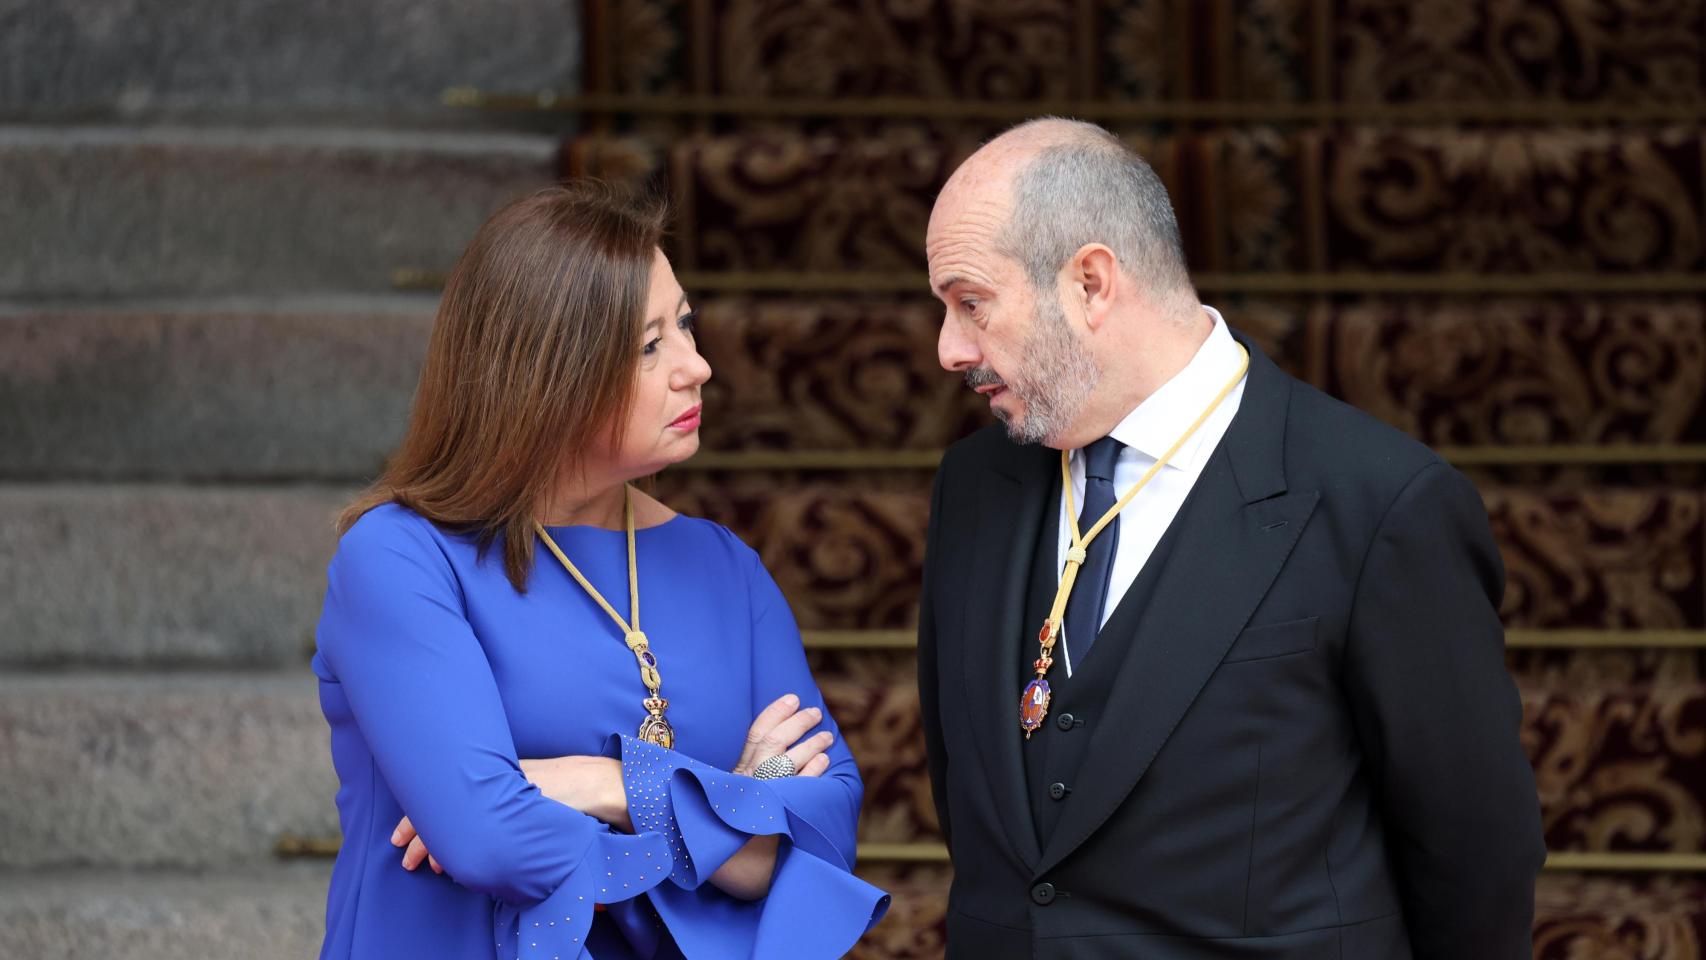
<box><xmin>0</xmin><ymin>672</ymin><xmax>335</xmax><ymax>870</ymax></box>
<box><xmin>0</xmin><ymin>0</ymin><xmax>578</xmax><ymax>118</ymax></box>
<box><xmin>0</xmin><ymin>863</ymin><xmax>329</xmax><ymax>960</ymax></box>
<box><xmin>2</xmin><ymin>482</ymin><xmax>1700</xmax><ymax>667</ymax></box>
<box><xmin>0</xmin><ymin>484</ymin><xmax>347</xmax><ymax>667</ymax></box>
<box><xmin>0</xmin><ymin>125</ymin><xmax>559</xmax><ymax>299</ymax></box>
<box><xmin>8</xmin><ymin>296</ymin><xmax>1700</xmax><ymax>483</ymax></box>
<box><xmin>0</xmin><ymin>297</ymin><xmax>434</xmax><ymax>481</ymax></box>
<box><xmin>4</xmin><ymin>865</ymin><xmax>908</xmax><ymax>960</ymax></box>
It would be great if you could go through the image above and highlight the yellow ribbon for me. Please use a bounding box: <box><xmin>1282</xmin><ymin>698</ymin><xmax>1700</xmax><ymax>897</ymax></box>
<box><xmin>1039</xmin><ymin>344</ymin><xmax>1251</xmax><ymax>654</ymax></box>
<box><xmin>535</xmin><ymin>486</ymin><xmax>667</xmax><ymax>707</ymax></box>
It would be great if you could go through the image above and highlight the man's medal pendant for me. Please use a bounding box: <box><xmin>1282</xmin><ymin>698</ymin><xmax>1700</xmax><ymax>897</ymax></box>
<box><xmin>1020</xmin><ymin>620</ymin><xmax>1060</xmax><ymax>739</ymax></box>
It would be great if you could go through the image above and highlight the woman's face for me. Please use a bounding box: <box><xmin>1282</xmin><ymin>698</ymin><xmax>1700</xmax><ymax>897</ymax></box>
<box><xmin>611</xmin><ymin>248</ymin><xmax>711</xmax><ymax>477</ymax></box>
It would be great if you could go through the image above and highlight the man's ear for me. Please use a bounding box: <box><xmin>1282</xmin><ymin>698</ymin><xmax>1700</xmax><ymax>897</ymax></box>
<box><xmin>1071</xmin><ymin>243</ymin><xmax>1119</xmax><ymax>332</ymax></box>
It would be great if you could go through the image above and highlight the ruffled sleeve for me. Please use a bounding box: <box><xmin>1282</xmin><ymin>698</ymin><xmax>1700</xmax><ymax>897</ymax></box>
<box><xmin>490</xmin><ymin>827</ymin><xmax>675</xmax><ymax>960</ymax></box>
<box><xmin>608</xmin><ymin>734</ymin><xmax>890</xmax><ymax>958</ymax></box>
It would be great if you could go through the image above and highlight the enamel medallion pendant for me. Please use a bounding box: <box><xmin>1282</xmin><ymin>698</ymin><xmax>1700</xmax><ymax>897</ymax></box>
<box><xmin>623</xmin><ymin>631</ymin><xmax>674</xmax><ymax>748</ymax></box>
<box><xmin>1019</xmin><ymin>678</ymin><xmax>1052</xmax><ymax>738</ymax></box>
<box><xmin>639</xmin><ymin>700</ymin><xmax>675</xmax><ymax>749</ymax></box>
<box><xmin>1020</xmin><ymin>621</ymin><xmax>1061</xmax><ymax>738</ymax></box>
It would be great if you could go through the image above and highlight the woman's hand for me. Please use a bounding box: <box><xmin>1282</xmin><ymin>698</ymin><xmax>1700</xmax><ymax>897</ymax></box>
<box><xmin>708</xmin><ymin>694</ymin><xmax>837</xmax><ymax>900</ymax></box>
<box><xmin>392</xmin><ymin>816</ymin><xmax>441</xmax><ymax>874</ymax></box>
<box><xmin>732</xmin><ymin>694</ymin><xmax>835</xmax><ymax>779</ymax></box>
<box><xmin>393</xmin><ymin>756</ymin><xmax>629</xmax><ymax>873</ymax></box>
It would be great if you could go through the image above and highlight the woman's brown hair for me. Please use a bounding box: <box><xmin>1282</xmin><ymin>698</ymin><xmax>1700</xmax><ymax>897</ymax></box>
<box><xmin>339</xmin><ymin>181</ymin><xmax>667</xmax><ymax>591</ymax></box>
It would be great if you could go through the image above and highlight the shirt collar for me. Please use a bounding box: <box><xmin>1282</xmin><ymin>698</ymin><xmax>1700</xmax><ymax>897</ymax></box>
<box><xmin>1098</xmin><ymin>305</ymin><xmax>1243</xmax><ymax>473</ymax></box>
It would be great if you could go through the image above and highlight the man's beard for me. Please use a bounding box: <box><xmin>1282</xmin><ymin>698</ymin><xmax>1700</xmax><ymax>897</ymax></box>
<box><xmin>964</xmin><ymin>292</ymin><xmax>1099</xmax><ymax>446</ymax></box>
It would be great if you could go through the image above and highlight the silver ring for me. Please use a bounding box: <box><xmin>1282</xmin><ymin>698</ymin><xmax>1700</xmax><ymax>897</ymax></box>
<box><xmin>752</xmin><ymin>754</ymin><xmax>797</xmax><ymax>780</ymax></box>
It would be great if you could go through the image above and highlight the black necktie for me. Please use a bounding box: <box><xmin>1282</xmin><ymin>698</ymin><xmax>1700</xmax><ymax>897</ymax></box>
<box><xmin>1064</xmin><ymin>436</ymin><xmax>1124</xmax><ymax>665</ymax></box>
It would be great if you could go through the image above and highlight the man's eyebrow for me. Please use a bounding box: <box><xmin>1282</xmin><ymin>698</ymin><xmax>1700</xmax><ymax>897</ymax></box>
<box><xmin>934</xmin><ymin>274</ymin><xmax>967</xmax><ymax>295</ymax></box>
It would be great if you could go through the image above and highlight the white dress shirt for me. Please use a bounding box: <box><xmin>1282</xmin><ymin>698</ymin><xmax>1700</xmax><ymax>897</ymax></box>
<box><xmin>1055</xmin><ymin>305</ymin><xmax>1247</xmax><ymax>676</ymax></box>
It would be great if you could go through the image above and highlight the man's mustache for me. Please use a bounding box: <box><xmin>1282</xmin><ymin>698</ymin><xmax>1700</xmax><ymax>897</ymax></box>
<box><xmin>964</xmin><ymin>367</ymin><xmax>1005</xmax><ymax>390</ymax></box>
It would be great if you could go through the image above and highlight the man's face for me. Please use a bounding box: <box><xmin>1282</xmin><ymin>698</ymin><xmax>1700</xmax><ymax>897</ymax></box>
<box><xmin>927</xmin><ymin>188</ymin><xmax>1099</xmax><ymax>447</ymax></box>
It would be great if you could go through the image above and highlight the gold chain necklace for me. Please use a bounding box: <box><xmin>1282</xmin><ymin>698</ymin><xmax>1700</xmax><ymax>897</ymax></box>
<box><xmin>535</xmin><ymin>485</ymin><xmax>675</xmax><ymax>748</ymax></box>
<box><xmin>1020</xmin><ymin>344</ymin><xmax>1250</xmax><ymax>738</ymax></box>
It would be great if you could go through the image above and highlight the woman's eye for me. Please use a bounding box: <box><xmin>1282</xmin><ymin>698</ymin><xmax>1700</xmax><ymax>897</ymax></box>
<box><xmin>642</xmin><ymin>336</ymin><xmax>663</xmax><ymax>356</ymax></box>
<box><xmin>678</xmin><ymin>310</ymin><xmax>698</xmax><ymax>333</ymax></box>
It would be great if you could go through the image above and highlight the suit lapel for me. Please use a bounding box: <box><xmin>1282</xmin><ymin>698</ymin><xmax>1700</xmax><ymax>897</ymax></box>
<box><xmin>1033</xmin><ymin>333</ymin><xmax>1320</xmax><ymax>877</ymax></box>
<box><xmin>959</xmin><ymin>440</ymin><xmax>1054</xmax><ymax>870</ymax></box>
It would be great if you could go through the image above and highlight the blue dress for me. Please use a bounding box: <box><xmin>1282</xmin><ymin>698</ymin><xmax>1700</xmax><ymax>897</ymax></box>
<box><xmin>311</xmin><ymin>503</ymin><xmax>890</xmax><ymax>959</ymax></box>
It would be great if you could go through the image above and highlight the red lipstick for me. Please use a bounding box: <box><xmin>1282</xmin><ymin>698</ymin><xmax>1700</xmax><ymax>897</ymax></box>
<box><xmin>669</xmin><ymin>403</ymin><xmax>703</xmax><ymax>431</ymax></box>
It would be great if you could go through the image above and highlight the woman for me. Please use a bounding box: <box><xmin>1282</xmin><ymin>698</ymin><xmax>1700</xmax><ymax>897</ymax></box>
<box><xmin>312</xmin><ymin>183</ymin><xmax>889</xmax><ymax>959</ymax></box>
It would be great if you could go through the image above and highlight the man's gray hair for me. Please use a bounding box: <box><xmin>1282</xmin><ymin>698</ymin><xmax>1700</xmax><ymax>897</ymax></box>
<box><xmin>997</xmin><ymin>119</ymin><xmax>1192</xmax><ymax>301</ymax></box>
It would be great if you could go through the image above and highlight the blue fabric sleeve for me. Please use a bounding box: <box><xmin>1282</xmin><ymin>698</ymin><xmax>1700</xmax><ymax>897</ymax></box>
<box><xmin>596</xmin><ymin>540</ymin><xmax>889</xmax><ymax>957</ymax></box>
<box><xmin>609</xmin><ymin>735</ymin><xmax>889</xmax><ymax>958</ymax></box>
<box><xmin>317</xmin><ymin>509</ymin><xmax>674</xmax><ymax>958</ymax></box>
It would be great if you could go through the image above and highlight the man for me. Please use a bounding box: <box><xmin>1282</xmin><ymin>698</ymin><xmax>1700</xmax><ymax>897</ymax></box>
<box><xmin>916</xmin><ymin>118</ymin><xmax>1545</xmax><ymax>959</ymax></box>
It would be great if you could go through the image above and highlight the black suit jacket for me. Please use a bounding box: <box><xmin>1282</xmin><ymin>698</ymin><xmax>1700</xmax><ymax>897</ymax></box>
<box><xmin>917</xmin><ymin>331</ymin><xmax>1546</xmax><ymax>959</ymax></box>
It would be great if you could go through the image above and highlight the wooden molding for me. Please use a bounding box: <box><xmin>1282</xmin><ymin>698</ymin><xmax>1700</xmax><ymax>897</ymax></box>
<box><xmin>1544</xmin><ymin>852</ymin><xmax>1706</xmax><ymax>872</ymax></box>
<box><xmin>441</xmin><ymin>88</ymin><xmax>1706</xmax><ymax>125</ymax></box>
<box><xmin>396</xmin><ymin>268</ymin><xmax>1706</xmax><ymax>296</ymax></box>
<box><xmin>675</xmin><ymin>446</ymin><xmax>1706</xmax><ymax>472</ymax></box>
<box><xmin>801</xmin><ymin>631</ymin><xmax>1706</xmax><ymax>651</ymax></box>
<box><xmin>1503</xmin><ymin>631</ymin><xmax>1706</xmax><ymax>649</ymax></box>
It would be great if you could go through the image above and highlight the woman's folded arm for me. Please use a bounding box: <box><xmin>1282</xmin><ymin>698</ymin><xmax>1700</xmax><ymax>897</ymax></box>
<box><xmin>579</xmin><ymin>536</ymin><xmax>887</xmax><ymax>958</ymax></box>
<box><xmin>318</xmin><ymin>511</ymin><xmax>673</xmax><ymax>904</ymax></box>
